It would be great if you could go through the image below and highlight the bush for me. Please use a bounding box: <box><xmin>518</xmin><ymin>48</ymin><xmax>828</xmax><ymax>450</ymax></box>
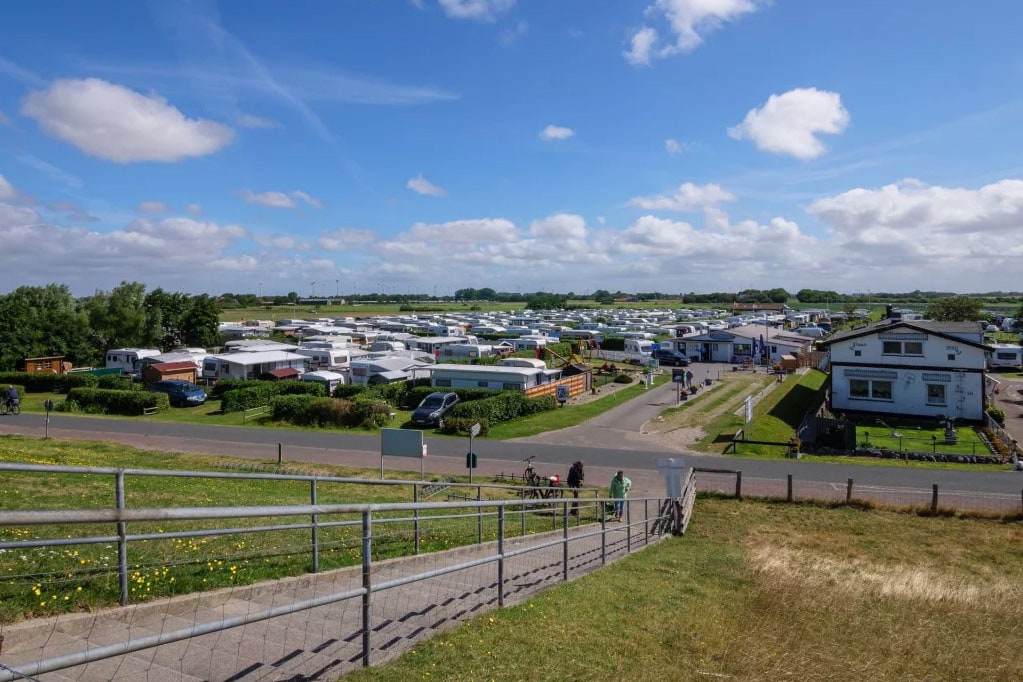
<box><xmin>98</xmin><ymin>375</ymin><xmax>137</xmax><ymax>390</ymax></box>
<box><xmin>443</xmin><ymin>416</ymin><xmax>491</xmax><ymax>436</ymax></box>
<box><xmin>987</xmin><ymin>406</ymin><xmax>1006</xmax><ymax>425</ymax></box>
<box><xmin>405</xmin><ymin>385</ymin><xmax>500</xmax><ymax>410</ymax></box>
<box><xmin>0</xmin><ymin>372</ymin><xmax>99</xmax><ymax>393</ymax></box>
<box><xmin>333</xmin><ymin>384</ymin><xmax>369</xmax><ymax>400</ymax></box>
<box><xmin>613</xmin><ymin>374</ymin><xmax>633</xmax><ymax>384</ymax></box>
<box><xmin>270</xmin><ymin>394</ymin><xmax>394</xmax><ymax>429</ymax></box>
<box><xmin>220</xmin><ymin>381</ymin><xmax>326</xmax><ymax>413</ymax></box>
<box><xmin>66</xmin><ymin>387</ymin><xmax>169</xmax><ymax>415</ymax></box>
<box><xmin>443</xmin><ymin>391</ymin><xmax>557</xmax><ymax>431</ymax></box>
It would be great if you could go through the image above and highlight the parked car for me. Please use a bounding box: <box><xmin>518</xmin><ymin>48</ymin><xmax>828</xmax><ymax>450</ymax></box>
<box><xmin>411</xmin><ymin>391</ymin><xmax>460</xmax><ymax>428</ymax></box>
<box><xmin>650</xmin><ymin>349</ymin><xmax>690</xmax><ymax>366</ymax></box>
<box><xmin>149</xmin><ymin>380</ymin><xmax>208</xmax><ymax>407</ymax></box>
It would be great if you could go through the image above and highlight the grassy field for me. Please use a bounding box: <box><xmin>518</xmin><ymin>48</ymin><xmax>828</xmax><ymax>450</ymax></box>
<box><xmin>0</xmin><ymin>437</ymin><xmax>581</xmax><ymax>624</ymax></box>
<box><xmin>856</xmin><ymin>423</ymin><xmax>988</xmax><ymax>455</ymax></box>
<box><xmin>343</xmin><ymin>496</ymin><xmax>1023</xmax><ymax>682</ymax></box>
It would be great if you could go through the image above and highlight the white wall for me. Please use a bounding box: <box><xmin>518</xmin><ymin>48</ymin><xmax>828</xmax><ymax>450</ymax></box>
<box><xmin>831</xmin><ymin>367</ymin><xmax>985</xmax><ymax>420</ymax></box>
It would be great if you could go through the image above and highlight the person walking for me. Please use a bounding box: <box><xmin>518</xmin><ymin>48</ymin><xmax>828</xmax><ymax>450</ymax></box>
<box><xmin>567</xmin><ymin>461</ymin><xmax>584</xmax><ymax>516</ymax></box>
<box><xmin>609</xmin><ymin>470</ymin><xmax>631</xmax><ymax>521</ymax></box>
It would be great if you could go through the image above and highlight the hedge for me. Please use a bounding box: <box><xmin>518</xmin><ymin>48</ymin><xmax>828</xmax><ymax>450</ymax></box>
<box><xmin>221</xmin><ymin>381</ymin><xmax>326</xmax><ymax>413</ymax></box>
<box><xmin>405</xmin><ymin>385</ymin><xmax>500</xmax><ymax>410</ymax></box>
<box><xmin>65</xmin><ymin>387</ymin><xmax>169</xmax><ymax>415</ymax></box>
<box><xmin>270</xmin><ymin>395</ymin><xmax>394</xmax><ymax>429</ymax></box>
<box><xmin>443</xmin><ymin>392</ymin><xmax>556</xmax><ymax>432</ymax></box>
<box><xmin>0</xmin><ymin>372</ymin><xmax>99</xmax><ymax>393</ymax></box>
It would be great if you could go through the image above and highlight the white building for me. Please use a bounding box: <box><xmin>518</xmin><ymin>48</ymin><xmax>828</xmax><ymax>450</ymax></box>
<box><xmin>820</xmin><ymin>320</ymin><xmax>991</xmax><ymax>421</ymax></box>
<box><xmin>429</xmin><ymin>363</ymin><xmax>561</xmax><ymax>391</ymax></box>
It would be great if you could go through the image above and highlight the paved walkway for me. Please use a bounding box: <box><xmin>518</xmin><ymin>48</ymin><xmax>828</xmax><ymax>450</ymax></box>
<box><xmin>1</xmin><ymin>513</ymin><xmax>662</xmax><ymax>682</ymax></box>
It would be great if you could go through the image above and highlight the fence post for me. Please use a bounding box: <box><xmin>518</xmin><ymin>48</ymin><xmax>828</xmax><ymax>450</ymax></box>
<box><xmin>931</xmin><ymin>484</ymin><xmax>939</xmax><ymax>514</ymax></box>
<box><xmin>497</xmin><ymin>506</ymin><xmax>505</xmax><ymax>608</ymax></box>
<box><xmin>115</xmin><ymin>471</ymin><xmax>128</xmax><ymax>607</ymax></box>
<box><xmin>787</xmin><ymin>474</ymin><xmax>793</xmax><ymax>503</ymax></box>
<box><xmin>361</xmin><ymin>511</ymin><xmax>372</xmax><ymax>668</ymax></box>
<box><xmin>310</xmin><ymin>479</ymin><xmax>319</xmax><ymax>573</ymax></box>
<box><xmin>626</xmin><ymin>501</ymin><xmax>632</xmax><ymax>554</ymax></box>
<box><xmin>477</xmin><ymin>486</ymin><xmax>483</xmax><ymax>546</ymax></box>
<box><xmin>846</xmin><ymin>478</ymin><xmax>853</xmax><ymax>504</ymax></box>
<box><xmin>413</xmin><ymin>484</ymin><xmax>420</xmax><ymax>556</ymax></box>
<box><xmin>562</xmin><ymin>501</ymin><xmax>569</xmax><ymax>581</ymax></box>
<box><xmin>644</xmin><ymin>499</ymin><xmax>649</xmax><ymax>546</ymax></box>
<box><xmin>600</xmin><ymin>500</ymin><xmax>607</xmax><ymax>565</ymax></box>
<box><xmin>735</xmin><ymin>471</ymin><xmax>742</xmax><ymax>500</ymax></box>
<box><xmin>277</xmin><ymin>442</ymin><xmax>282</xmax><ymax>465</ymax></box>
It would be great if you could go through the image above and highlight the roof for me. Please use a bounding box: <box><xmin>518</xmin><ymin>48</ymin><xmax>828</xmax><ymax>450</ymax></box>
<box><xmin>820</xmin><ymin>319</ymin><xmax>991</xmax><ymax>350</ymax></box>
<box><xmin>301</xmin><ymin>370</ymin><xmax>346</xmax><ymax>381</ymax></box>
<box><xmin>266</xmin><ymin>368</ymin><xmax>301</xmax><ymax>379</ymax></box>
<box><xmin>430</xmin><ymin>363</ymin><xmax>543</xmax><ymax>377</ymax></box>
<box><xmin>147</xmin><ymin>361</ymin><xmax>198</xmax><ymax>373</ymax></box>
<box><xmin>211</xmin><ymin>350</ymin><xmax>308</xmax><ymax>365</ymax></box>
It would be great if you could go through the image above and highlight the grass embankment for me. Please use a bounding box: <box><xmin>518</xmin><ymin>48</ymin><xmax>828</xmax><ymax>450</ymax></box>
<box><xmin>0</xmin><ymin>437</ymin><xmax>578</xmax><ymax>624</ymax></box>
<box><xmin>345</xmin><ymin>497</ymin><xmax>1023</xmax><ymax>682</ymax></box>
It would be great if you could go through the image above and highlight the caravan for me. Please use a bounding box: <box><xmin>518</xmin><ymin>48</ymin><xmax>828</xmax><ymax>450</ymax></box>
<box><xmin>987</xmin><ymin>344</ymin><xmax>1023</xmax><ymax>369</ymax></box>
<box><xmin>105</xmin><ymin>348</ymin><xmax>161</xmax><ymax>375</ymax></box>
<box><xmin>293</xmin><ymin>347</ymin><xmax>353</xmax><ymax>371</ymax></box>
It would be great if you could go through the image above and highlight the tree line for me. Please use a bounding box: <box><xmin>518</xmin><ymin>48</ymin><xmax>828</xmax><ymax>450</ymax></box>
<box><xmin>0</xmin><ymin>282</ymin><xmax>220</xmax><ymax>372</ymax></box>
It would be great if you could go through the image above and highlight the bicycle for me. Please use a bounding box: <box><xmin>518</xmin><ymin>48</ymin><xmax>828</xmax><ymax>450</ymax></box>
<box><xmin>0</xmin><ymin>399</ymin><xmax>20</xmax><ymax>416</ymax></box>
<box><xmin>522</xmin><ymin>455</ymin><xmax>542</xmax><ymax>488</ymax></box>
<box><xmin>521</xmin><ymin>456</ymin><xmax>562</xmax><ymax>499</ymax></box>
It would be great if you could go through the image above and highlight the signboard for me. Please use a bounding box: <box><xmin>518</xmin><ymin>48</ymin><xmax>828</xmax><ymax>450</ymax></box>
<box><xmin>657</xmin><ymin>457</ymin><xmax>686</xmax><ymax>498</ymax></box>
<box><xmin>673</xmin><ymin>374</ymin><xmax>685</xmax><ymax>383</ymax></box>
<box><xmin>743</xmin><ymin>395</ymin><xmax>753</xmax><ymax>425</ymax></box>
<box><xmin>381</xmin><ymin>428</ymin><xmax>426</xmax><ymax>476</ymax></box>
<box><xmin>651</xmin><ymin>342</ymin><xmax>661</xmax><ymax>351</ymax></box>
<box><xmin>556</xmin><ymin>385</ymin><xmax>570</xmax><ymax>404</ymax></box>
<box><xmin>469</xmin><ymin>422</ymin><xmax>481</xmax><ymax>437</ymax></box>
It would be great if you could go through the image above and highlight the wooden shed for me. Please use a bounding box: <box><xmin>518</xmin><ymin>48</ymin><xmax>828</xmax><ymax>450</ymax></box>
<box><xmin>141</xmin><ymin>361</ymin><xmax>198</xmax><ymax>386</ymax></box>
<box><xmin>777</xmin><ymin>354</ymin><xmax>799</xmax><ymax>373</ymax></box>
<box><xmin>23</xmin><ymin>356</ymin><xmax>69</xmax><ymax>375</ymax></box>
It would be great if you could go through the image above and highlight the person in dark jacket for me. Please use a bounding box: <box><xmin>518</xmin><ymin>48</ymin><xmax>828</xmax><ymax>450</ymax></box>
<box><xmin>567</xmin><ymin>461</ymin><xmax>584</xmax><ymax>516</ymax></box>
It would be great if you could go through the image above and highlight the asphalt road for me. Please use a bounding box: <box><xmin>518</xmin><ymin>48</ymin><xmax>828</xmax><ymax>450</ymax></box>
<box><xmin>2</xmin><ymin>407</ymin><xmax>1021</xmax><ymax>498</ymax></box>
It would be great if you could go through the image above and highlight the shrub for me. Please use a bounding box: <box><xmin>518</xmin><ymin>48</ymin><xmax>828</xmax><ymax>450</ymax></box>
<box><xmin>405</xmin><ymin>386</ymin><xmax>500</xmax><ymax>410</ymax></box>
<box><xmin>443</xmin><ymin>416</ymin><xmax>491</xmax><ymax>436</ymax></box>
<box><xmin>333</xmin><ymin>384</ymin><xmax>369</xmax><ymax>400</ymax></box>
<box><xmin>66</xmin><ymin>388</ymin><xmax>169</xmax><ymax>415</ymax></box>
<box><xmin>986</xmin><ymin>406</ymin><xmax>1006</xmax><ymax>425</ymax></box>
<box><xmin>220</xmin><ymin>381</ymin><xmax>326</xmax><ymax>413</ymax></box>
<box><xmin>0</xmin><ymin>372</ymin><xmax>98</xmax><ymax>393</ymax></box>
<box><xmin>443</xmin><ymin>391</ymin><xmax>557</xmax><ymax>430</ymax></box>
<box><xmin>270</xmin><ymin>394</ymin><xmax>393</xmax><ymax>429</ymax></box>
<box><xmin>98</xmin><ymin>375</ymin><xmax>137</xmax><ymax>390</ymax></box>
<box><xmin>613</xmin><ymin>374</ymin><xmax>633</xmax><ymax>384</ymax></box>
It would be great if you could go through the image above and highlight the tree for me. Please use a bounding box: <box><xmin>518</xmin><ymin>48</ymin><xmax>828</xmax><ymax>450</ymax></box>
<box><xmin>592</xmin><ymin>289</ymin><xmax>614</xmax><ymax>304</ymax></box>
<box><xmin>925</xmin><ymin>296</ymin><xmax>982</xmax><ymax>322</ymax></box>
<box><xmin>84</xmin><ymin>281</ymin><xmax>150</xmax><ymax>351</ymax></box>
<box><xmin>181</xmin><ymin>295</ymin><xmax>221</xmax><ymax>348</ymax></box>
<box><xmin>0</xmin><ymin>284</ymin><xmax>93</xmax><ymax>370</ymax></box>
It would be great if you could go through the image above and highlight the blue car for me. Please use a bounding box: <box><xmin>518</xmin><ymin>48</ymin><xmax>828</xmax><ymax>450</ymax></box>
<box><xmin>149</xmin><ymin>380</ymin><xmax>207</xmax><ymax>407</ymax></box>
<box><xmin>411</xmin><ymin>392</ymin><xmax>459</xmax><ymax>428</ymax></box>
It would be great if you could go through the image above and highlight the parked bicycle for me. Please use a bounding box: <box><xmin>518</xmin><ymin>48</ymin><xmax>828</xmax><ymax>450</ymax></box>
<box><xmin>521</xmin><ymin>456</ymin><xmax>562</xmax><ymax>499</ymax></box>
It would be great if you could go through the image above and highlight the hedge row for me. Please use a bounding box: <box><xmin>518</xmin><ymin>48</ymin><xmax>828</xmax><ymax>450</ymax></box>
<box><xmin>0</xmin><ymin>372</ymin><xmax>99</xmax><ymax>393</ymax></box>
<box><xmin>65</xmin><ymin>388</ymin><xmax>169</xmax><ymax>415</ymax></box>
<box><xmin>221</xmin><ymin>381</ymin><xmax>326</xmax><ymax>413</ymax></box>
<box><xmin>270</xmin><ymin>395</ymin><xmax>394</xmax><ymax>429</ymax></box>
<box><xmin>444</xmin><ymin>392</ymin><xmax>556</xmax><ymax>432</ymax></box>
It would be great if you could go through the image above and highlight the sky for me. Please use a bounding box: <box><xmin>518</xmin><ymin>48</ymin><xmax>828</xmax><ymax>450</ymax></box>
<box><xmin>1</xmin><ymin>0</ymin><xmax>1023</xmax><ymax>298</ymax></box>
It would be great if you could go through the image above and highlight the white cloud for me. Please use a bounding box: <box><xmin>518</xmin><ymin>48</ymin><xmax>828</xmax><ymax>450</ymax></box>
<box><xmin>242</xmin><ymin>190</ymin><xmax>322</xmax><ymax>209</ymax></box>
<box><xmin>406</xmin><ymin>174</ymin><xmax>447</xmax><ymax>197</ymax></box>
<box><xmin>128</xmin><ymin>217</ymin><xmax>246</xmax><ymax>249</ymax></box>
<box><xmin>21</xmin><ymin>78</ymin><xmax>234</xmax><ymax>163</ymax></box>
<box><xmin>438</xmin><ymin>0</ymin><xmax>515</xmax><ymax>21</ymax></box>
<box><xmin>187</xmin><ymin>203</ymin><xmax>203</xmax><ymax>215</ymax></box>
<box><xmin>628</xmin><ymin>182</ymin><xmax>735</xmax><ymax>211</ymax></box>
<box><xmin>624</xmin><ymin>27</ymin><xmax>658</xmax><ymax>66</ymax></box>
<box><xmin>626</xmin><ymin>0</ymin><xmax>761</xmax><ymax>64</ymax></box>
<box><xmin>499</xmin><ymin>21</ymin><xmax>529</xmax><ymax>46</ymax></box>
<box><xmin>16</xmin><ymin>154</ymin><xmax>83</xmax><ymax>190</ymax></box>
<box><xmin>729</xmin><ymin>87</ymin><xmax>850</xmax><ymax>160</ymax></box>
<box><xmin>665</xmin><ymin>138</ymin><xmax>689</xmax><ymax>156</ymax></box>
<box><xmin>0</xmin><ymin>173</ymin><xmax>14</xmax><ymax>200</ymax></box>
<box><xmin>407</xmin><ymin>218</ymin><xmax>517</xmax><ymax>243</ymax></box>
<box><xmin>236</xmin><ymin>113</ymin><xmax>281</xmax><ymax>129</ymax></box>
<box><xmin>317</xmin><ymin>228</ymin><xmax>377</xmax><ymax>251</ymax></box>
<box><xmin>540</xmin><ymin>124</ymin><xmax>574</xmax><ymax>141</ymax></box>
<box><xmin>138</xmin><ymin>201</ymin><xmax>170</xmax><ymax>214</ymax></box>
<box><xmin>529</xmin><ymin>214</ymin><xmax>587</xmax><ymax>241</ymax></box>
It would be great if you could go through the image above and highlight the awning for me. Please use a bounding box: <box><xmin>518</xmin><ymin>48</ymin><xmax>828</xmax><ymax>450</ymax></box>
<box><xmin>266</xmin><ymin>367</ymin><xmax>301</xmax><ymax>379</ymax></box>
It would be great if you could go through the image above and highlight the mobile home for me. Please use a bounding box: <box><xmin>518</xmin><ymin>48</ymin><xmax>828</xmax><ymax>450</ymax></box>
<box><xmin>987</xmin><ymin>344</ymin><xmax>1023</xmax><ymax>369</ymax></box>
<box><xmin>299</xmin><ymin>370</ymin><xmax>346</xmax><ymax>394</ymax></box>
<box><xmin>105</xmin><ymin>348</ymin><xmax>161</xmax><ymax>375</ymax></box>
<box><xmin>429</xmin><ymin>363</ymin><xmax>558</xmax><ymax>391</ymax></box>
<box><xmin>293</xmin><ymin>347</ymin><xmax>353</xmax><ymax>371</ymax></box>
<box><xmin>202</xmin><ymin>350</ymin><xmax>309</xmax><ymax>381</ymax></box>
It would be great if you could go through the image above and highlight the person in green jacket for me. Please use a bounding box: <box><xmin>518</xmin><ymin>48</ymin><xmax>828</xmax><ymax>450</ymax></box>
<box><xmin>609</xmin><ymin>470</ymin><xmax>631</xmax><ymax>521</ymax></box>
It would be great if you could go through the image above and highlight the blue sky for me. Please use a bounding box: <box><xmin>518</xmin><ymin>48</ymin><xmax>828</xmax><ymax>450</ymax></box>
<box><xmin>2</xmin><ymin>0</ymin><xmax>1022</xmax><ymax>297</ymax></box>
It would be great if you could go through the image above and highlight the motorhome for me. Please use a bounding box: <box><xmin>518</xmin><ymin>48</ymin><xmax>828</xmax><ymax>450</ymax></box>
<box><xmin>987</xmin><ymin>344</ymin><xmax>1023</xmax><ymax>369</ymax></box>
<box><xmin>105</xmin><ymin>348</ymin><xmax>161</xmax><ymax>375</ymax></box>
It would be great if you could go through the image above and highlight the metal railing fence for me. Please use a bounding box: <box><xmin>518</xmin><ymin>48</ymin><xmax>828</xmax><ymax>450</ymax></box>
<box><xmin>0</xmin><ymin>493</ymin><xmax>670</xmax><ymax>680</ymax></box>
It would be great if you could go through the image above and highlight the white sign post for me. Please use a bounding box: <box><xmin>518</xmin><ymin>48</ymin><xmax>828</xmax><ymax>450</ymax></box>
<box><xmin>657</xmin><ymin>457</ymin><xmax>686</xmax><ymax>498</ymax></box>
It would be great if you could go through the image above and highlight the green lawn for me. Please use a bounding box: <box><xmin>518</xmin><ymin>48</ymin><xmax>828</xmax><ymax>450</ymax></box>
<box><xmin>0</xmin><ymin>436</ymin><xmax>585</xmax><ymax>624</ymax></box>
<box><xmin>856</xmin><ymin>423</ymin><xmax>987</xmax><ymax>456</ymax></box>
<box><xmin>343</xmin><ymin>496</ymin><xmax>1023</xmax><ymax>682</ymax></box>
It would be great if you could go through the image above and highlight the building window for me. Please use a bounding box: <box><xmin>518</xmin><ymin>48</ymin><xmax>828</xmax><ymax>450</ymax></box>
<box><xmin>435</xmin><ymin>379</ymin><xmax>451</xmax><ymax>387</ymax></box>
<box><xmin>849</xmin><ymin>378</ymin><xmax>893</xmax><ymax>401</ymax></box>
<box><xmin>502</xmin><ymin>383</ymin><xmax>518</xmax><ymax>390</ymax></box>
<box><xmin>883</xmin><ymin>341</ymin><xmax>924</xmax><ymax>355</ymax></box>
<box><xmin>926</xmin><ymin>383</ymin><xmax>946</xmax><ymax>406</ymax></box>
<box><xmin>947</xmin><ymin>354</ymin><xmax>955</xmax><ymax>361</ymax></box>
<box><xmin>854</xmin><ymin>350</ymin><xmax>861</xmax><ymax>357</ymax></box>
<box><xmin>477</xmin><ymin>381</ymin><xmax>488</xmax><ymax>388</ymax></box>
